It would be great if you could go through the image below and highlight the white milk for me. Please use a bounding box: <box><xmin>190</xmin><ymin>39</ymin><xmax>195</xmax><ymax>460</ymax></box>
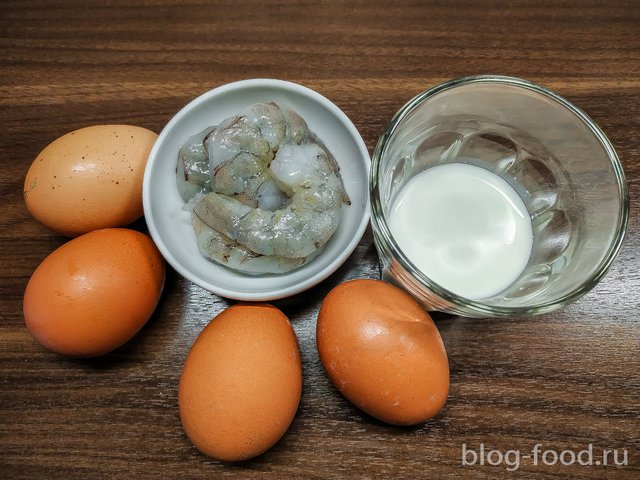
<box><xmin>389</xmin><ymin>163</ymin><xmax>533</xmax><ymax>300</ymax></box>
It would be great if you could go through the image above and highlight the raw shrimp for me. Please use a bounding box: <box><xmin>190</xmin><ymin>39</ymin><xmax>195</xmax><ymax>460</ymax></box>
<box><xmin>176</xmin><ymin>101</ymin><xmax>350</xmax><ymax>274</ymax></box>
<box><xmin>191</xmin><ymin>212</ymin><xmax>316</xmax><ymax>275</ymax></box>
<box><xmin>207</xmin><ymin>114</ymin><xmax>271</xmax><ymax>170</ymax></box>
<box><xmin>206</xmin><ymin>102</ymin><xmax>349</xmax><ymax>210</ymax></box>
<box><xmin>207</xmin><ymin>103</ymin><xmax>290</xmax><ymax>210</ymax></box>
<box><xmin>176</xmin><ymin>126</ymin><xmax>215</xmax><ymax>202</ymax></box>
<box><xmin>243</xmin><ymin>102</ymin><xmax>287</xmax><ymax>151</ymax></box>
<box><xmin>212</xmin><ymin>151</ymin><xmax>287</xmax><ymax>210</ymax></box>
<box><xmin>192</xmin><ymin>142</ymin><xmax>347</xmax><ymax>259</ymax></box>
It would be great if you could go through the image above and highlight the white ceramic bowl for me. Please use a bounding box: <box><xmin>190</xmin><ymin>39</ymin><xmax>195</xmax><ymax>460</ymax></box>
<box><xmin>143</xmin><ymin>79</ymin><xmax>370</xmax><ymax>300</ymax></box>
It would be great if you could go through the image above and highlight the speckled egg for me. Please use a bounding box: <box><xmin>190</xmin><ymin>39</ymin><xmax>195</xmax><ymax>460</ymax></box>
<box><xmin>179</xmin><ymin>303</ymin><xmax>302</xmax><ymax>462</ymax></box>
<box><xmin>24</xmin><ymin>125</ymin><xmax>157</xmax><ymax>236</ymax></box>
<box><xmin>317</xmin><ymin>279</ymin><xmax>450</xmax><ymax>426</ymax></box>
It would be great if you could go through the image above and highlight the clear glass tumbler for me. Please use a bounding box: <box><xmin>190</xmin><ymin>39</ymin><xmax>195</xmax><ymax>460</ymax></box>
<box><xmin>370</xmin><ymin>76</ymin><xmax>629</xmax><ymax>317</ymax></box>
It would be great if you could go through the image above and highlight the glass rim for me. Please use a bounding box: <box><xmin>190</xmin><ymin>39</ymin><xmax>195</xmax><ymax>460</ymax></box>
<box><xmin>369</xmin><ymin>75</ymin><xmax>630</xmax><ymax>317</ymax></box>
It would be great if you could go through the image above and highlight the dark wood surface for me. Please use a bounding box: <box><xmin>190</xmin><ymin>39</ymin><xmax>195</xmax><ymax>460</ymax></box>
<box><xmin>1</xmin><ymin>1</ymin><xmax>639</xmax><ymax>478</ymax></box>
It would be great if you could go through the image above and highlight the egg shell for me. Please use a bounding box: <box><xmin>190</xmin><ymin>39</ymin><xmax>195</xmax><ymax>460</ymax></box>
<box><xmin>23</xmin><ymin>228</ymin><xmax>165</xmax><ymax>357</ymax></box>
<box><xmin>179</xmin><ymin>303</ymin><xmax>302</xmax><ymax>462</ymax></box>
<box><xmin>24</xmin><ymin>125</ymin><xmax>157</xmax><ymax>237</ymax></box>
<box><xmin>316</xmin><ymin>279</ymin><xmax>450</xmax><ymax>426</ymax></box>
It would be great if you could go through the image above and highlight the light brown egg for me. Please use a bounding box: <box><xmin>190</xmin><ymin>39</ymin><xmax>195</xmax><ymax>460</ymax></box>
<box><xmin>317</xmin><ymin>279</ymin><xmax>449</xmax><ymax>426</ymax></box>
<box><xmin>179</xmin><ymin>303</ymin><xmax>302</xmax><ymax>462</ymax></box>
<box><xmin>24</xmin><ymin>125</ymin><xmax>157</xmax><ymax>237</ymax></box>
<box><xmin>23</xmin><ymin>228</ymin><xmax>165</xmax><ymax>357</ymax></box>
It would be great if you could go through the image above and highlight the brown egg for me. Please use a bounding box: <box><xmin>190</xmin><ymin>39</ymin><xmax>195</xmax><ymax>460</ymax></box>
<box><xmin>317</xmin><ymin>279</ymin><xmax>449</xmax><ymax>426</ymax></box>
<box><xmin>24</xmin><ymin>125</ymin><xmax>157</xmax><ymax>237</ymax></box>
<box><xmin>23</xmin><ymin>228</ymin><xmax>165</xmax><ymax>357</ymax></box>
<box><xmin>179</xmin><ymin>303</ymin><xmax>302</xmax><ymax>462</ymax></box>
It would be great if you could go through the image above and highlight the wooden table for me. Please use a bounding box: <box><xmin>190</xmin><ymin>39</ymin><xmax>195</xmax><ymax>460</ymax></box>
<box><xmin>1</xmin><ymin>1</ymin><xmax>638</xmax><ymax>478</ymax></box>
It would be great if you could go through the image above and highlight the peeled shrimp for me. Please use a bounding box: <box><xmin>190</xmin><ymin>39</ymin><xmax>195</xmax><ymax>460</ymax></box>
<box><xmin>191</xmin><ymin>212</ymin><xmax>316</xmax><ymax>274</ymax></box>
<box><xmin>177</xmin><ymin>101</ymin><xmax>350</xmax><ymax>273</ymax></box>
<box><xmin>211</xmin><ymin>151</ymin><xmax>287</xmax><ymax>210</ymax></box>
<box><xmin>176</xmin><ymin>126</ymin><xmax>215</xmax><ymax>202</ymax></box>
<box><xmin>193</xmin><ymin>142</ymin><xmax>346</xmax><ymax>258</ymax></box>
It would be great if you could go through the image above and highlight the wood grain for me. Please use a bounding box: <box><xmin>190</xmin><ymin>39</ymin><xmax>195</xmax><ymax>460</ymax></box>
<box><xmin>1</xmin><ymin>1</ymin><xmax>639</xmax><ymax>478</ymax></box>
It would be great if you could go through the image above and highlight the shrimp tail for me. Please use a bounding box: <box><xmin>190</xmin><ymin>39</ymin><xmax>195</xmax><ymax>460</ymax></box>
<box><xmin>313</xmin><ymin>134</ymin><xmax>352</xmax><ymax>205</ymax></box>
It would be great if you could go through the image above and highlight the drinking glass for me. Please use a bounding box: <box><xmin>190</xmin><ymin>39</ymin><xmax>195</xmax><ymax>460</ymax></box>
<box><xmin>370</xmin><ymin>75</ymin><xmax>629</xmax><ymax>317</ymax></box>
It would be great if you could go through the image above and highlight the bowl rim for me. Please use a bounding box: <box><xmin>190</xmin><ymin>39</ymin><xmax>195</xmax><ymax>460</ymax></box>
<box><xmin>369</xmin><ymin>74</ymin><xmax>630</xmax><ymax>317</ymax></box>
<box><xmin>143</xmin><ymin>78</ymin><xmax>371</xmax><ymax>300</ymax></box>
